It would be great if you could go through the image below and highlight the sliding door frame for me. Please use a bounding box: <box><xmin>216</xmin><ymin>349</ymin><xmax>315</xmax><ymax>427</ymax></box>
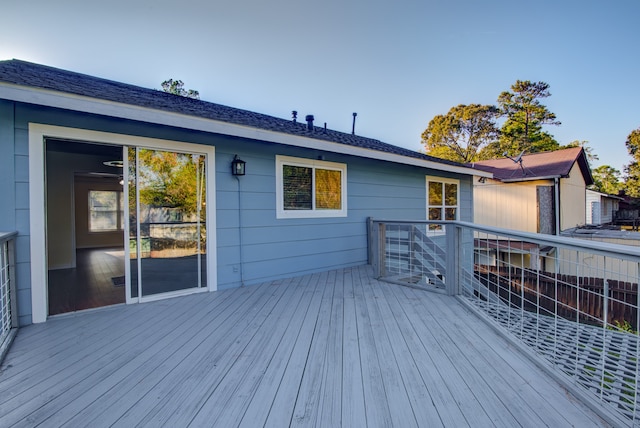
<box><xmin>29</xmin><ymin>124</ymin><xmax>217</xmax><ymax>323</ymax></box>
<box><xmin>126</xmin><ymin>146</ymin><xmax>211</xmax><ymax>304</ymax></box>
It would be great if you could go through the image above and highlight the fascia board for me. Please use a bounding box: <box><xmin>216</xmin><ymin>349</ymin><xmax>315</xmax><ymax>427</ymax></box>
<box><xmin>501</xmin><ymin>175</ymin><xmax>562</xmax><ymax>183</ymax></box>
<box><xmin>0</xmin><ymin>83</ymin><xmax>492</xmax><ymax>178</ymax></box>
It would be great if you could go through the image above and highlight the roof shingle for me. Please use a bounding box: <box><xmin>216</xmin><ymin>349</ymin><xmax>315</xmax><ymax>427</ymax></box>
<box><xmin>0</xmin><ymin>59</ymin><xmax>465</xmax><ymax>168</ymax></box>
<box><xmin>467</xmin><ymin>147</ymin><xmax>593</xmax><ymax>184</ymax></box>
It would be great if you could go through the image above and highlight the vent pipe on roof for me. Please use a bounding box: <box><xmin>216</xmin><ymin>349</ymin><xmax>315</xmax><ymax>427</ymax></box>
<box><xmin>352</xmin><ymin>112</ymin><xmax>357</xmax><ymax>135</ymax></box>
<box><xmin>292</xmin><ymin>110</ymin><xmax>297</xmax><ymax>123</ymax></box>
<box><xmin>305</xmin><ymin>115</ymin><xmax>314</xmax><ymax>131</ymax></box>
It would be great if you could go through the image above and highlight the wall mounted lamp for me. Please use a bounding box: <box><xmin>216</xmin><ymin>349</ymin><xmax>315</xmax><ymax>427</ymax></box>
<box><xmin>478</xmin><ymin>177</ymin><xmax>486</xmax><ymax>183</ymax></box>
<box><xmin>231</xmin><ymin>155</ymin><xmax>246</xmax><ymax>176</ymax></box>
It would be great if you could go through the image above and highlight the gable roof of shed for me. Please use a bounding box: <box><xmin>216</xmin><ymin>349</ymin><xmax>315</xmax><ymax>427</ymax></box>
<box><xmin>0</xmin><ymin>59</ymin><xmax>487</xmax><ymax>177</ymax></box>
<box><xmin>467</xmin><ymin>147</ymin><xmax>594</xmax><ymax>185</ymax></box>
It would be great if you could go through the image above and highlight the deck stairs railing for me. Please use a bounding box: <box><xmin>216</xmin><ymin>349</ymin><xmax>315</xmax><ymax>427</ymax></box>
<box><xmin>369</xmin><ymin>219</ymin><xmax>640</xmax><ymax>427</ymax></box>
<box><xmin>0</xmin><ymin>231</ymin><xmax>18</xmax><ymax>364</ymax></box>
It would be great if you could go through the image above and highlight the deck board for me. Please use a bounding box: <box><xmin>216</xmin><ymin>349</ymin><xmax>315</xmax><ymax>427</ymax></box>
<box><xmin>237</xmin><ymin>274</ymin><xmax>324</xmax><ymax>427</ymax></box>
<box><xmin>359</xmin><ymin>269</ymin><xmax>419</xmax><ymax>428</ymax></box>
<box><xmin>377</xmin><ymin>278</ymin><xmax>470</xmax><ymax>427</ymax></box>
<box><xmin>60</xmin><ymin>278</ymin><xmax>268</xmax><ymax>427</ymax></box>
<box><xmin>352</xmin><ymin>264</ymin><xmax>394</xmax><ymax>427</ymax></box>
<box><xmin>0</xmin><ymin>265</ymin><xmax>608</xmax><ymax>427</ymax></box>
<box><xmin>262</xmin><ymin>272</ymin><xmax>328</xmax><ymax>428</ymax></box>
<box><xmin>340</xmin><ymin>269</ymin><xmax>367</xmax><ymax>427</ymax></box>
<box><xmin>389</xmin><ymin>283</ymin><xmax>496</xmax><ymax>427</ymax></box>
<box><xmin>315</xmin><ymin>268</ymin><xmax>344</xmax><ymax>428</ymax></box>
<box><xmin>413</xmin><ymin>289</ymin><xmax>542</xmax><ymax>427</ymax></box>
<box><xmin>8</xmin><ymin>286</ymin><xmax>247</xmax><ymax>427</ymax></box>
<box><xmin>289</xmin><ymin>270</ymin><xmax>336</xmax><ymax>427</ymax></box>
<box><xmin>0</xmin><ymin>295</ymin><xmax>213</xmax><ymax>426</ymax></box>
<box><xmin>448</xmin><ymin>296</ymin><xmax>597</xmax><ymax>425</ymax></box>
<box><xmin>131</xmin><ymin>276</ymin><xmax>299</xmax><ymax>427</ymax></box>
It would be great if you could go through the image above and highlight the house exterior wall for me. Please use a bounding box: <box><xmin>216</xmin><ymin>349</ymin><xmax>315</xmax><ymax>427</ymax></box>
<box><xmin>0</xmin><ymin>100</ymin><xmax>31</xmax><ymax>326</ymax></box>
<box><xmin>586</xmin><ymin>189</ymin><xmax>600</xmax><ymax>224</ymax></box>
<box><xmin>603</xmin><ymin>198</ymin><xmax>619</xmax><ymax>224</ymax></box>
<box><xmin>0</xmin><ymin>100</ymin><xmax>472</xmax><ymax>325</ymax></box>
<box><xmin>586</xmin><ymin>190</ymin><xmax>619</xmax><ymax>225</ymax></box>
<box><xmin>559</xmin><ymin>162</ymin><xmax>587</xmax><ymax>229</ymax></box>
<box><xmin>473</xmin><ymin>177</ymin><xmax>552</xmax><ymax>233</ymax></box>
<box><xmin>474</xmin><ymin>162</ymin><xmax>588</xmax><ymax>234</ymax></box>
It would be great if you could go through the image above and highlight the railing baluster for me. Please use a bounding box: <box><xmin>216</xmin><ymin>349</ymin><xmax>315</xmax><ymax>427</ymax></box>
<box><xmin>601</xmin><ymin>257</ymin><xmax>608</xmax><ymax>401</ymax></box>
<box><xmin>553</xmin><ymin>248</ymin><xmax>559</xmax><ymax>365</ymax></box>
<box><xmin>635</xmin><ymin>260</ymin><xmax>640</xmax><ymax>423</ymax></box>
<box><xmin>0</xmin><ymin>232</ymin><xmax>18</xmax><ymax>364</ymax></box>
<box><xmin>8</xmin><ymin>237</ymin><xmax>16</xmax><ymax>329</ymax></box>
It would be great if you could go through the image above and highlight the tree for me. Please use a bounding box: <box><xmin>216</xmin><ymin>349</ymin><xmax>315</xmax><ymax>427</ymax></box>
<box><xmin>491</xmin><ymin>80</ymin><xmax>561</xmax><ymax>157</ymax></box>
<box><xmin>624</xmin><ymin>128</ymin><xmax>640</xmax><ymax>197</ymax></box>
<box><xmin>161</xmin><ymin>79</ymin><xmax>200</xmax><ymax>100</ymax></box>
<box><xmin>421</xmin><ymin>104</ymin><xmax>500</xmax><ymax>163</ymax></box>
<box><xmin>563</xmin><ymin>140</ymin><xmax>599</xmax><ymax>163</ymax></box>
<box><xmin>131</xmin><ymin>148</ymin><xmax>206</xmax><ymax>217</ymax></box>
<box><xmin>591</xmin><ymin>165</ymin><xmax>621</xmax><ymax>195</ymax></box>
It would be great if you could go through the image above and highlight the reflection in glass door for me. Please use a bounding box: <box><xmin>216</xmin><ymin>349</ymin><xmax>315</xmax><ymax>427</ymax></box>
<box><xmin>127</xmin><ymin>147</ymin><xmax>207</xmax><ymax>299</ymax></box>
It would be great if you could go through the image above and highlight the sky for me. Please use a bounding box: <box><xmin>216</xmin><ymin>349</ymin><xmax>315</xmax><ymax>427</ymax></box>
<box><xmin>1</xmin><ymin>0</ymin><xmax>638</xmax><ymax>173</ymax></box>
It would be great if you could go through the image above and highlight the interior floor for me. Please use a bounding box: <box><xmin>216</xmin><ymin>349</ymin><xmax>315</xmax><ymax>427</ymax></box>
<box><xmin>48</xmin><ymin>247</ymin><xmax>126</xmax><ymax>316</ymax></box>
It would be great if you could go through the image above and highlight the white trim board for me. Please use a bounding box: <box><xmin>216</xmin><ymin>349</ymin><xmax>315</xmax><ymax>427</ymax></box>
<box><xmin>2</xmin><ymin>83</ymin><xmax>492</xmax><ymax>178</ymax></box>
<box><xmin>275</xmin><ymin>155</ymin><xmax>348</xmax><ymax>219</ymax></box>
<box><xmin>28</xmin><ymin>124</ymin><xmax>218</xmax><ymax>323</ymax></box>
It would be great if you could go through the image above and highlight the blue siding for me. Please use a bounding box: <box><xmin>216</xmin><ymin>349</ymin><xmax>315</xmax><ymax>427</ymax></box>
<box><xmin>0</xmin><ymin>101</ymin><xmax>16</xmax><ymax>231</ymax></box>
<box><xmin>2</xmin><ymin>102</ymin><xmax>474</xmax><ymax>324</ymax></box>
<box><xmin>0</xmin><ymin>101</ymin><xmax>33</xmax><ymax>325</ymax></box>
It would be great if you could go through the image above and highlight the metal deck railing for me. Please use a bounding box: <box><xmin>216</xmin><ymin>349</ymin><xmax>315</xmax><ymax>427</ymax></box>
<box><xmin>369</xmin><ymin>219</ymin><xmax>640</xmax><ymax>426</ymax></box>
<box><xmin>0</xmin><ymin>231</ymin><xmax>18</xmax><ymax>364</ymax></box>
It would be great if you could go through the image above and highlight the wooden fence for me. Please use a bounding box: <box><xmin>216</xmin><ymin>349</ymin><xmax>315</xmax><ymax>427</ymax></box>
<box><xmin>474</xmin><ymin>265</ymin><xmax>638</xmax><ymax>328</ymax></box>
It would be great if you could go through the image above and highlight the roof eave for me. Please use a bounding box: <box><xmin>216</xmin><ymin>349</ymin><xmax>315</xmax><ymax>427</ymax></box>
<box><xmin>0</xmin><ymin>82</ymin><xmax>491</xmax><ymax>178</ymax></box>
<box><xmin>500</xmin><ymin>175</ymin><xmax>562</xmax><ymax>183</ymax></box>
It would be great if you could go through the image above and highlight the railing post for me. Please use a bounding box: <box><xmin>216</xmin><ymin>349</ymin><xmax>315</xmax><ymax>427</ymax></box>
<box><xmin>445</xmin><ymin>223</ymin><xmax>460</xmax><ymax>296</ymax></box>
<box><xmin>378</xmin><ymin>222</ymin><xmax>386</xmax><ymax>278</ymax></box>
<box><xmin>369</xmin><ymin>219</ymin><xmax>379</xmax><ymax>275</ymax></box>
<box><xmin>367</xmin><ymin>217</ymin><xmax>373</xmax><ymax>266</ymax></box>
<box><xmin>8</xmin><ymin>238</ymin><xmax>17</xmax><ymax>328</ymax></box>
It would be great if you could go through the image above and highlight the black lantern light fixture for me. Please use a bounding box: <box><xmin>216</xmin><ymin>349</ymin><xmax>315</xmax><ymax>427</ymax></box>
<box><xmin>231</xmin><ymin>155</ymin><xmax>246</xmax><ymax>176</ymax></box>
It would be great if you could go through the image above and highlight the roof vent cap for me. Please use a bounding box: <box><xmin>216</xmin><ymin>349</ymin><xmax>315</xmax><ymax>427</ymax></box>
<box><xmin>305</xmin><ymin>115</ymin><xmax>314</xmax><ymax>131</ymax></box>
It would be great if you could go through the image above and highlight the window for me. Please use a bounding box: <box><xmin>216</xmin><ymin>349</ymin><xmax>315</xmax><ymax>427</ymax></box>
<box><xmin>276</xmin><ymin>155</ymin><xmax>347</xmax><ymax>218</ymax></box>
<box><xmin>426</xmin><ymin>177</ymin><xmax>459</xmax><ymax>222</ymax></box>
<box><xmin>89</xmin><ymin>190</ymin><xmax>124</xmax><ymax>232</ymax></box>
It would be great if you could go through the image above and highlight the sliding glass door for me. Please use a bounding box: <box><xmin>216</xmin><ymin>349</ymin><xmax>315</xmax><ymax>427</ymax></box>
<box><xmin>127</xmin><ymin>147</ymin><xmax>207</xmax><ymax>299</ymax></box>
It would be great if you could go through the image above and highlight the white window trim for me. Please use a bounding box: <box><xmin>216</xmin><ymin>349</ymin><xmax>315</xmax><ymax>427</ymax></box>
<box><xmin>426</xmin><ymin>176</ymin><xmax>460</xmax><ymax>221</ymax></box>
<box><xmin>276</xmin><ymin>155</ymin><xmax>347</xmax><ymax>219</ymax></box>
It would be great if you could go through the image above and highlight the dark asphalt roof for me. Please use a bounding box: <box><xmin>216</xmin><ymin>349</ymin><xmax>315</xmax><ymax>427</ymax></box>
<box><xmin>467</xmin><ymin>147</ymin><xmax>594</xmax><ymax>185</ymax></box>
<box><xmin>0</xmin><ymin>59</ymin><xmax>465</xmax><ymax>169</ymax></box>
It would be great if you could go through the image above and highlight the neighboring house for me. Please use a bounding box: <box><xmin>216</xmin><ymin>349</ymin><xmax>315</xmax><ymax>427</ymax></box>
<box><xmin>585</xmin><ymin>189</ymin><xmax>622</xmax><ymax>225</ymax></box>
<box><xmin>467</xmin><ymin>147</ymin><xmax>593</xmax><ymax>269</ymax></box>
<box><xmin>0</xmin><ymin>60</ymin><xmax>490</xmax><ymax>325</ymax></box>
<box><xmin>470</xmin><ymin>147</ymin><xmax>593</xmax><ymax>234</ymax></box>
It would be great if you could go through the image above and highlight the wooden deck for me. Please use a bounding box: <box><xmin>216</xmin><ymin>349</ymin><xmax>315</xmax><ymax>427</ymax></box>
<box><xmin>0</xmin><ymin>265</ymin><xmax>607</xmax><ymax>427</ymax></box>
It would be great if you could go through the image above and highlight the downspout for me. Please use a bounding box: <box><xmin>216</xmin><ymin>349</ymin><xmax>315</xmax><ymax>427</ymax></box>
<box><xmin>554</xmin><ymin>177</ymin><xmax>560</xmax><ymax>235</ymax></box>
